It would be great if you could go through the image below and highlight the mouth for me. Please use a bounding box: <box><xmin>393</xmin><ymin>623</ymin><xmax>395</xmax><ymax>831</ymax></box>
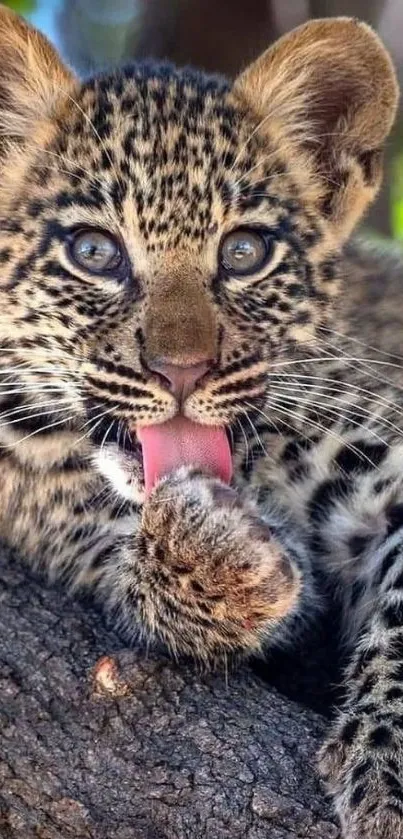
<box><xmin>137</xmin><ymin>416</ymin><xmax>233</xmax><ymax>495</ymax></box>
<box><xmin>90</xmin><ymin>413</ymin><xmax>235</xmax><ymax>497</ymax></box>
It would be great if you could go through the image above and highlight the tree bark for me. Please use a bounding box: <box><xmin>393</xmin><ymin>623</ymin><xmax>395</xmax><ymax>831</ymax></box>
<box><xmin>0</xmin><ymin>543</ymin><xmax>339</xmax><ymax>839</ymax></box>
<box><xmin>309</xmin><ymin>0</ymin><xmax>386</xmax><ymax>24</ymax></box>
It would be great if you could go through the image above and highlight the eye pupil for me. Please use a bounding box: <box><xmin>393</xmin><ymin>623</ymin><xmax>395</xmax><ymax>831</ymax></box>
<box><xmin>220</xmin><ymin>228</ymin><xmax>272</xmax><ymax>277</ymax></box>
<box><xmin>229</xmin><ymin>240</ymin><xmax>255</xmax><ymax>260</ymax></box>
<box><xmin>69</xmin><ymin>229</ymin><xmax>123</xmax><ymax>275</ymax></box>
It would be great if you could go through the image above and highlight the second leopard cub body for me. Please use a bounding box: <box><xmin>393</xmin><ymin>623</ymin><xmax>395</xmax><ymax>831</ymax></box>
<box><xmin>0</xmin><ymin>6</ymin><xmax>402</xmax><ymax>836</ymax></box>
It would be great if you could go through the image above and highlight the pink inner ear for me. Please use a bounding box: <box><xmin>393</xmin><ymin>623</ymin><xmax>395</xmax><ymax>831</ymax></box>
<box><xmin>137</xmin><ymin>416</ymin><xmax>232</xmax><ymax>495</ymax></box>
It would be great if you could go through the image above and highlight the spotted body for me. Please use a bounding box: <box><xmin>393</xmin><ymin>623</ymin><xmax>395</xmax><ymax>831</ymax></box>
<box><xmin>0</xmin><ymin>7</ymin><xmax>402</xmax><ymax>837</ymax></box>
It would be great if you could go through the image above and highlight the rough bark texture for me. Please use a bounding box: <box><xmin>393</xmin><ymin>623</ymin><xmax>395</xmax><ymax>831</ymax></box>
<box><xmin>0</xmin><ymin>543</ymin><xmax>340</xmax><ymax>839</ymax></box>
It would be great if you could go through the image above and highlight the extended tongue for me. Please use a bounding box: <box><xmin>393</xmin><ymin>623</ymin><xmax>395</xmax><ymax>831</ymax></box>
<box><xmin>137</xmin><ymin>416</ymin><xmax>232</xmax><ymax>495</ymax></box>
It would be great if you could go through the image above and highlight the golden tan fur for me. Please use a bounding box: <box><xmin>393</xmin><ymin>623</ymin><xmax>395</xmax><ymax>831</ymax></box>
<box><xmin>0</xmin><ymin>7</ymin><xmax>403</xmax><ymax>837</ymax></box>
<box><xmin>144</xmin><ymin>259</ymin><xmax>218</xmax><ymax>366</ymax></box>
<box><xmin>234</xmin><ymin>18</ymin><xmax>399</xmax><ymax>238</ymax></box>
<box><xmin>0</xmin><ymin>6</ymin><xmax>75</xmax><ymax>135</ymax></box>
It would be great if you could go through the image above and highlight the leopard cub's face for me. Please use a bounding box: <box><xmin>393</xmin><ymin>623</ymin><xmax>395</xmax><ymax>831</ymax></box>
<box><xmin>0</xmin><ymin>8</ymin><xmax>397</xmax><ymax>498</ymax></box>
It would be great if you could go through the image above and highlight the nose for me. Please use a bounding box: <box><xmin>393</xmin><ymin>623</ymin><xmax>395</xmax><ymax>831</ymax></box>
<box><xmin>147</xmin><ymin>359</ymin><xmax>213</xmax><ymax>403</ymax></box>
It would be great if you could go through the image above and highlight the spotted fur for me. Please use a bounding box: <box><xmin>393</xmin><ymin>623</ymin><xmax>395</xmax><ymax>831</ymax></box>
<box><xmin>0</xmin><ymin>7</ymin><xmax>402</xmax><ymax>837</ymax></box>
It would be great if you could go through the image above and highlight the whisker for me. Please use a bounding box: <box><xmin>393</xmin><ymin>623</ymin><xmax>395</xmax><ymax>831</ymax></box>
<box><xmin>80</xmin><ymin>405</ymin><xmax>116</xmax><ymax>431</ymax></box>
<box><xmin>0</xmin><ymin>415</ymin><xmax>75</xmax><ymax>449</ymax></box>
<box><xmin>74</xmin><ymin>406</ymin><xmax>117</xmax><ymax>448</ymax></box>
<box><xmin>243</xmin><ymin>399</ymin><xmax>321</xmax><ymax>450</ymax></box>
<box><xmin>235</xmin><ymin>416</ymin><xmax>250</xmax><ymax>464</ymax></box>
<box><xmin>244</xmin><ymin>398</ymin><xmax>380</xmax><ymax>470</ymax></box>
<box><xmin>0</xmin><ymin>404</ymin><xmax>72</xmax><ymax>431</ymax></box>
<box><xmin>241</xmin><ymin>408</ymin><xmax>272</xmax><ymax>460</ymax></box>
<box><xmin>0</xmin><ymin>386</ymin><xmax>72</xmax><ymax>399</ymax></box>
<box><xmin>318</xmin><ymin>325</ymin><xmax>403</xmax><ymax>366</ymax></box>
<box><xmin>0</xmin><ymin>397</ymin><xmax>74</xmax><ymax>422</ymax></box>
<box><xmin>0</xmin><ymin>364</ymin><xmax>72</xmax><ymax>373</ymax></box>
<box><xmin>269</xmin><ymin>389</ymin><xmax>392</xmax><ymax>450</ymax></box>
<box><xmin>270</xmin><ymin>355</ymin><xmax>338</xmax><ymax>369</ymax></box>
<box><xmin>269</xmin><ymin>365</ymin><xmax>403</xmax><ymax>422</ymax></box>
<box><xmin>320</xmin><ymin>346</ymin><xmax>403</xmax><ymax>402</ymax></box>
<box><xmin>100</xmin><ymin>420</ymin><xmax>116</xmax><ymax>457</ymax></box>
<box><xmin>268</xmin><ymin>382</ymin><xmax>403</xmax><ymax>435</ymax></box>
<box><xmin>313</xmin><ymin>336</ymin><xmax>403</xmax><ymax>375</ymax></box>
<box><xmin>73</xmin><ymin>418</ymin><xmax>107</xmax><ymax>449</ymax></box>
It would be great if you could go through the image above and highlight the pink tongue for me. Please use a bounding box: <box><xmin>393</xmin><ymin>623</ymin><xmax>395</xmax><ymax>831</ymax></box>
<box><xmin>137</xmin><ymin>416</ymin><xmax>232</xmax><ymax>495</ymax></box>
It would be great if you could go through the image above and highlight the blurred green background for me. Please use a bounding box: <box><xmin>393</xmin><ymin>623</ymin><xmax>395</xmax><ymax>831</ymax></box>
<box><xmin>4</xmin><ymin>0</ymin><xmax>403</xmax><ymax>241</ymax></box>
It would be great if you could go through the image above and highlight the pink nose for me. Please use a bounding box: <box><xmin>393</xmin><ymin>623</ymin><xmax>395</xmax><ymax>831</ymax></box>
<box><xmin>148</xmin><ymin>359</ymin><xmax>212</xmax><ymax>403</ymax></box>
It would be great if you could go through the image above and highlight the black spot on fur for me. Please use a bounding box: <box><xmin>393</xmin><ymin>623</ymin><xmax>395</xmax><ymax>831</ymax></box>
<box><xmin>356</xmin><ymin>673</ymin><xmax>377</xmax><ymax>704</ymax></box>
<box><xmin>382</xmin><ymin>769</ymin><xmax>403</xmax><ymax>803</ymax></box>
<box><xmin>369</xmin><ymin>725</ymin><xmax>392</xmax><ymax>749</ymax></box>
<box><xmin>350</xmin><ymin>578</ymin><xmax>366</xmax><ymax>606</ymax></box>
<box><xmin>351</xmin><ymin>759</ymin><xmax>372</xmax><ymax>785</ymax></box>
<box><xmin>374</xmin><ymin>477</ymin><xmax>394</xmax><ymax>494</ymax></box>
<box><xmin>382</xmin><ymin>601</ymin><xmax>403</xmax><ymax>630</ymax></box>
<box><xmin>349</xmin><ymin>535</ymin><xmax>370</xmax><ymax>559</ymax></box>
<box><xmin>335</xmin><ymin>441</ymin><xmax>387</xmax><ymax>473</ymax></box>
<box><xmin>391</xmin><ymin>662</ymin><xmax>403</xmax><ymax>682</ymax></box>
<box><xmin>386</xmin><ymin>686</ymin><xmax>403</xmax><ymax>701</ymax></box>
<box><xmin>350</xmin><ymin>784</ymin><xmax>366</xmax><ymax>809</ymax></box>
<box><xmin>308</xmin><ymin>476</ymin><xmax>351</xmax><ymax>522</ymax></box>
<box><xmin>90</xmin><ymin>546</ymin><xmax>114</xmax><ymax>569</ymax></box>
<box><xmin>320</xmin><ymin>258</ymin><xmax>337</xmax><ymax>283</ymax></box>
<box><xmin>387</xmin><ymin>504</ymin><xmax>403</xmax><ymax>537</ymax></box>
<box><xmin>392</xmin><ymin>570</ymin><xmax>403</xmax><ymax>590</ymax></box>
<box><xmin>340</xmin><ymin>717</ymin><xmax>360</xmax><ymax>745</ymax></box>
<box><xmin>378</xmin><ymin>545</ymin><xmax>402</xmax><ymax>584</ymax></box>
<box><xmin>386</xmin><ymin>635</ymin><xmax>403</xmax><ymax>661</ymax></box>
<box><xmin>352</xmin><ymin>647</ymin><xmax>380</xmax><ymax>678</ymax></box>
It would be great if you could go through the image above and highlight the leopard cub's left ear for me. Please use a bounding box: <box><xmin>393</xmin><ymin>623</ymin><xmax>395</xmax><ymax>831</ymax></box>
<box><xmin>232</xmin><ymin>18</ymin><xmax>399</xmax><ymax>240</ymax></box>
<box><xmin>0</xmin><ymin>4</ymin><xmax>77</xmax><ymax>144</ymax></box>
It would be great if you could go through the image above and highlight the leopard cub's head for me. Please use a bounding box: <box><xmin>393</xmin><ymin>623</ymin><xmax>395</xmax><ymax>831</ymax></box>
<box><xmin>0</xmin><ymin>6</ymin><xmax>398</xmax><ymax>496</ymax></box>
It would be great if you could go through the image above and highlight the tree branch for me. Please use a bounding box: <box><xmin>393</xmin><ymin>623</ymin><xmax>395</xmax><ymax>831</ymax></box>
<box><xmin>0</xmin><ymin>544</ymin><xmax>339</xmax><ymax>838</ymax></box>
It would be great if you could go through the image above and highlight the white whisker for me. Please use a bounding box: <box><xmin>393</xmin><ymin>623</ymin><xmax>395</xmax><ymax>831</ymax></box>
<box><xmin>0</xmin><ymin>415</ymin><xmax>75</xmax><ymax>449</ymax></box>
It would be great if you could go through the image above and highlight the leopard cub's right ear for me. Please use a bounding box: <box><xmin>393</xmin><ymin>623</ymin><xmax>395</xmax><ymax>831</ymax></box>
<box><xmin>0</xmin><ymin>3</ymin><xmax>77</xmax><ymax>143</ymax></box>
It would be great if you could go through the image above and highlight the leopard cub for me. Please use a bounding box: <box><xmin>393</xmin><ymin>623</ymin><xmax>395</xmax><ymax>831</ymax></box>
<box><xmin>0</xmin><ymin>5</ymin><xmax>402</xmax><ymax>836</ymax></box>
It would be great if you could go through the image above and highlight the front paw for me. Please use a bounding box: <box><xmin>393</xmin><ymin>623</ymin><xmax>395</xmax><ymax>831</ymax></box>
<box><xmin>140</xmin><ymin>466</ymin><xmax>301</xmax><ymax>660</ymax></box>
<box><xmin>319</xmin><ymin>714</ymin><xmax>403</xmax><ymax>839</ymax></box>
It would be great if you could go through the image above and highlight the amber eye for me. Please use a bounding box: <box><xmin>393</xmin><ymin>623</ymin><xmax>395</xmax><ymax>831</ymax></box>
<box><xmin>220</xmin><ymin>228</ymin><xmax>273</xmax><ymax>277</ymax></box>
<box><xmin>68</xmin><ymin>229</ymin><xmax>124</xmax><ymax>275</ymax></box>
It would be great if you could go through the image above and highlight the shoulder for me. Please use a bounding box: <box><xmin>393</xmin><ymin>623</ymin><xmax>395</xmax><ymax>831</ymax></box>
<box><xmin>340</xmin><ymin>236</ymin><xmax>403</xmax><ymax>357</ymax></box>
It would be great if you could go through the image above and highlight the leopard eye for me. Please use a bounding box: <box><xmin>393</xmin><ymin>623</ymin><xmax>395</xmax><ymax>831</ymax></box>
<box><xmin>68</xmin><ymin>229</ymin><xmax>124</xmax><ymax>275</ymax></box>
<box><xmin>220</xmin><ymin>228</ymin><xmax>273</xmax><ymax>277</ymax></box>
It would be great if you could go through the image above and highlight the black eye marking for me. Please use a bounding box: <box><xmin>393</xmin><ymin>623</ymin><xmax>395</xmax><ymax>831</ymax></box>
<box><xmin>219</xmin><ymin>227</ymin><xmax>275</xmax><ymax>277</ymax></box>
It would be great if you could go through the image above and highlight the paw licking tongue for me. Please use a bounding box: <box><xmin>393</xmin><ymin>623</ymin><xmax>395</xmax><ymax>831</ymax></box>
<box><xmin>137</xmin><ymin>416</ymin><xmax>232</xmax><ymax>495</ymax></box>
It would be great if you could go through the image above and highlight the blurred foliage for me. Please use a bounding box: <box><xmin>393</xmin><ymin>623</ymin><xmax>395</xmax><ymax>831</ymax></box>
<box><xmin>392</xmin><ymin>152</ymin><xmax>403</xmax><ymax>240</ymax></box>
<box><xmin>2</xmin><ymin>0</ymin><xmax>36</xmax><ymax>11</ymax></box>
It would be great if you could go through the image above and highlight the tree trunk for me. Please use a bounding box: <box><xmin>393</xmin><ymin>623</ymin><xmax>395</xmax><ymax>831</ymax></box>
<box><xmin>309</xmin><ymin>0</ymin><xmax>386</xmax><ymax>24</ymax></box>
<box><xmin>0</xmin><ymin>544</ymin><xmax>339</xmax><ymax>839</ymax></box>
